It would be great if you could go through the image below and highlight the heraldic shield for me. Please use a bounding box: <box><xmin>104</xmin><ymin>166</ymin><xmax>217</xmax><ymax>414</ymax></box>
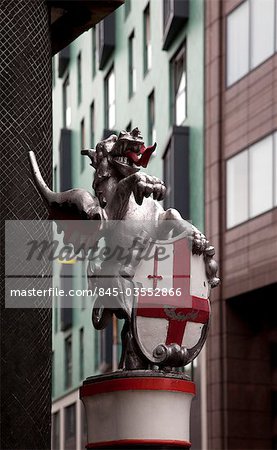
<box><xmin>132</xmin><ymin>231</ymin><xmax>211</xmax><ymax>367</ymax></box>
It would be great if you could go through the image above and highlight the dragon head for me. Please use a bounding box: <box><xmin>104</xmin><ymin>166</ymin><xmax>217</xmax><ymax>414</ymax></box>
<box><xmin>82</xmin><ymin>128</ymin><xmax>156</xmax><ymax>178</ymax></box>
<box><xmin>81</xmin><ymin>128</ymin><xmax>156</xmax><ymax>207</ymax></box>
<box><xmin>110</xmin><ymin>127</ymin><xmax>156</xmax><ymax>171</ymax></box>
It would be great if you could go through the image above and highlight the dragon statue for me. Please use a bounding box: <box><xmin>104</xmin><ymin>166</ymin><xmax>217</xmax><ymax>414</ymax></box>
<box><xmin>29</xmin><ymin>127</ymin><xmax>219</xmax><ymax>370</ymax></box>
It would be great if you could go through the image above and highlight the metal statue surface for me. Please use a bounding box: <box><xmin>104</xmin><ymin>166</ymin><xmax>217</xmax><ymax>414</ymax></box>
<box><xmin>29</xmin><ymin>127</ymin><xmax>219</xmax><ymax>371</ymax></box>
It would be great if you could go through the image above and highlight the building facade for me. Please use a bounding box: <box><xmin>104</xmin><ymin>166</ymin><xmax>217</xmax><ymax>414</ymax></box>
<box><xmin>51</xmin><ymin>0</ymin><xmax>205</xmax><ymax>449</ymax></box>
<box><xmin>205</xmin><ymin>0</ymin><xmax>277</xmax><ymax>448</ymax></box>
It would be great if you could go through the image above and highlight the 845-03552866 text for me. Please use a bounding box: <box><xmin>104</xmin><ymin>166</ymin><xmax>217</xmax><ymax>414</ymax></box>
<box><xmin>9</xmin><ymin>287</ymin><xmax>183</xmax><ymax>298</ymax></box>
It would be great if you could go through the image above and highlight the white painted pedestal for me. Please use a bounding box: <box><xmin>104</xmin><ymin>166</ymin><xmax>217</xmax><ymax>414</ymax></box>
<box><xmin>80</xmin><ymin>371</ymin><xmax>195</xmax><ymax>449</ymax></box>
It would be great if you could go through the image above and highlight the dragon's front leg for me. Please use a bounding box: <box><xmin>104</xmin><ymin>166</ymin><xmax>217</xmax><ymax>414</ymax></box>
<box><xmin>109</xmin><ymin>172</ymin><xmax>166</xmax><ymax>219</ymax></box>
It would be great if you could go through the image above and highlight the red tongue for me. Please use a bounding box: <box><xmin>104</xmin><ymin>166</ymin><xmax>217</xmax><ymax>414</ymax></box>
<box><xmin>127</xmin><ymin>143</ymin><xmax>156</xmax><ymax>168</ymax></box>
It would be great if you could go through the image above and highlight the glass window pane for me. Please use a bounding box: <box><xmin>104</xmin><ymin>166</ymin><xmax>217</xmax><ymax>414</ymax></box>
<box><xmin>52</xmin><ymin>412</ymin><xmax>60</xmax><ymax>450</ymax></box>
<box><xmin>132</xmin><ymin>67</ymin><xmax>136</xmax><ymax>93</ymax></box>
<box><xmin>147</xmin><ymin>44</ymin><xmax>152</xmax><ymax>69</ymax></box>
<box><xmin>178</xmin><ymin>71</ymin><xmax>186</xmax><ymax>93</ymax></box>
<box><xmin>250</xmin><ymin>0</ymin><xmax>275</xmax><ymax>69</ymax></box>
<box><xmin>65</xmin><ymin>404</ymin><xmax>76</xmax><ymax>450</ymax></box>
<box><xmin>227</xmin><ymin>150</ymin><xmax>249</xmax><ymax>228</ymax></box>
<box><xmin>63</xmin><ymin>77</ymin><xmax>71</xmax><ymax>128</ymax></box>
<box><xmin>249</xmin><ymin>135</ymin><xmax>273</xmax><ymax>217</ymax></box>
<box><xmin>176</xmin><ymin>89</ymin><xmax>186</xmax><ymax>126</ymax></box>
<box><xmin>227</xmin><ymin>1</ymin><xmax>249</xmax><ymax>86</ymax></box>
<box><xmin>108</xmin><ymin>71</ymin><xmax>115</xmax><ymax>104</ymax></box>
<box><xmin>109</xmin><ymin>103</ymin><xmax>115</xmax><ymax>129</ymax></box>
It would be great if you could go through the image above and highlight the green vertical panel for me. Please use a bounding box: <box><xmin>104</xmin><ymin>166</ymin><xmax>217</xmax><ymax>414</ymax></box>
<box><xmin>186</xmin><ymin>0</ymin><xmax>204</xmax><ymax>231</ymax></box>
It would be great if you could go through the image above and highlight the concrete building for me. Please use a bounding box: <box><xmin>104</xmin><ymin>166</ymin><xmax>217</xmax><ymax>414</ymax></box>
<box><xmin>205</xmin><ymin>0</ymin><xmax>277</xmax><ymax>448</ymax></box>
<box><xmin>51</xmin><ymin>0</ymin><xmax>206</xmax><ymax>448</ymax></box>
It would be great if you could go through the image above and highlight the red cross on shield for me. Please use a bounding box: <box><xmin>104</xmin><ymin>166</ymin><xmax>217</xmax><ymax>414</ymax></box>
<box><xmin>132</xmin><ymin>232</ymin><xmax>211</xmax><ymax>365</ymax></box>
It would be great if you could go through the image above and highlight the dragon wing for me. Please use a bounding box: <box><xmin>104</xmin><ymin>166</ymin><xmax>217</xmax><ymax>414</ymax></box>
<box><xmin>28</xmin><ymin>151</ymin><xmax>104</xmax><ymax>254</ymax></box>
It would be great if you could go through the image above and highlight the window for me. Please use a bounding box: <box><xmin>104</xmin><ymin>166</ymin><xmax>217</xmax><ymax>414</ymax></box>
<box><xmin>164</xmin><ymin>0</ymin><xmax>174</xmax><ymax>30</ymax></box>
<box><xmin>80</xmin><ymin>119</ymin><xmax>85</xmax><ymax>172</ymax></box>
<box><xmin>81</xmin><ymin>259</ymin><xmax>87</xmax><ymax>309</ymax></box>
<box><xmin>58</xmin><ymin>47</ymin><xmax>70</xmax><ymax>78</ymax></box>
<box><xmin>227</xmin><ymin>2</ymin><xmax>249</xmax><ymax>86</ymax></box>
<box><xmin>226</xmin><ymin>132</ymin><xmax>277</xmax><ymax>228</ymax></box>
<box><xmin>164</xmin><ymin>140</ymin><xmax>174</xmax><ymax>210</ymax></box>
<box><xmin>227</xmin><ymin>0</ymin><xmax>277</xmax><ymax>86</ymax></box>
<box><xmin>65</xmin><ymin>335</ymin><xmax>72</xmax><ymax>389</ymax></box>
<box><xmin>90</xmin><ymin>102</ymin><xmax>95</xmax><ymax>147</ymax></box>
<box><xmin>81</xmin><ymin>402</ymin><xmax>87</xmax><ymax>450</ymax></box>
<box><xmin>52</xmin><ymin>56</ymin><xmax>55</xmax><ymax>87</ymax></box>
<box><xmin>79</xmin><ymin>328</ymin><xmax>84</xmax><ymax>380</ymax></box>
<box><xmin>98</xmin><ymin>14</ymin><xmax>116</xmax><ymax>70</ymax></box>
<box><xmin>226</xmin><ymin>150</ymin><xmax>249</xmax><ymax>228</ymax></box>
<box><xmin>163</xmin><ymin>0</ymin><xmax>189</xmax><ymax>50</ymax></box>
<box><xmin>62</xmin><ymin>76</ymin><xmax>71</xmax><ymax>128</ymax></box>
<box><xmin>52</xmin><ymin>412</ymin><xmax>60</xmax><ymax>450</ymax></box>
<box><xmin>250</xmin><ymin>0</ymin><xmax>275</xmax><ymax>69</ymax></box>
<box><xmin>53</xmin><ymin>287</ymin><xmax>59</xmax><ymax>333</ymax></box>
<box><xmin>53</xmin><ymin>166</ymin><xmax>57</xmax><ymax>192</ymax></box>
<box><xmin>249</xmin><ymin>135</ymin><xmax>273</xmax><ymax>218</ymax></box>
<box><xmin>94</xmin><ymin>330</ymin><xmax>99</xmax><ymax>372</ymax></box>
<box><xmin>163</xmin><ymin>126</ymin><xmax>190</xmax><ymax>219</ymax></box>
<box><xmin>148</xmin><ymin>90</ymin><xmax>156</xmax><ymax>144</ymax></box>
<box><xmin>60</xmin><ymin>265</ymin><xmax>73</xmax><ymax>330</ymax></box>
<box><xmin>52</xmin><ymin>351</ymin><xmax>55</xmax><ymax>396</ymax></box>
<box><xmin>99</xmin><ymin>321</ymin><xmax>113</xmax><ymax>372</ymax></box>
<box><xmin>171</xmin><ymin>43</ymin><xmax>186</xmax><ymax>125</ymax></box>
<box><xmin>105</xmin><ymin>67</ymin><xmax>115</xmax><ymax>129</ymax></box>
<box><xmin>125</xmin><ymin>0</ymin><xmax>131</xmax><ymax>19</ymax></box>
<box><xmin>77</xmin><ymin>52</ymin><xmax>82</xmax><ymax>104</ymax></box>
<box><xmin>92</xmin><ymin>27</ymin><xmax>98</xmax><ymax>78</ymax></box>
<box><xmin>64</xmin><ymin>404</ymin><xmax>76</xmax><ymax>450</ymax></box>
<box><xmin>128</xmin><ymin>31</ymin><xmax>136</xmax><ymax>97</ymax></box>
<box><xmin>144</xmin><ymin>4</ymin><xmax>152</xmax><ymax>74</ymax></box>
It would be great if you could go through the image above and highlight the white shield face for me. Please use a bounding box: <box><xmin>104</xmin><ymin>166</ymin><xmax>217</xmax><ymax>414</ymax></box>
<box><xmin>132</xmin><ymin>231</ymin><xmax>210</xmax><ymax>364</ymax></box>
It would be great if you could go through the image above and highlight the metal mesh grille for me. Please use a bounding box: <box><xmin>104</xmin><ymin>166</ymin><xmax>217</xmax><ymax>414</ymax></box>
<box><xmin>0</xmin><ymin>1</ymin><xmax>52</xmax><ymax>448</ymax></box>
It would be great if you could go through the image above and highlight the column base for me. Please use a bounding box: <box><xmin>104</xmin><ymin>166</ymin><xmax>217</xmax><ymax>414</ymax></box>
<box><xmin>80</xmin><ymin>370</ymin><xmax>195</xmax><ymax>450</ymax></box>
